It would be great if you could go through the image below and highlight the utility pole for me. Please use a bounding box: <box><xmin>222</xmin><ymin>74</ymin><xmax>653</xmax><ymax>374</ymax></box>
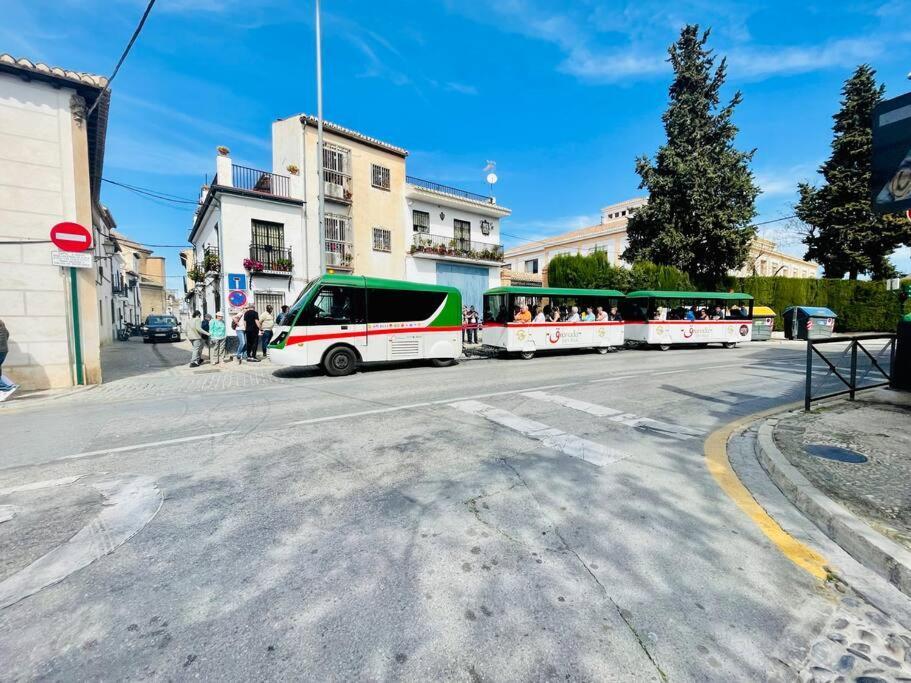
<box><xmin>315</xmin><ymin>0</ymin><xmax>326</xmax><ymax>275</ymax></box>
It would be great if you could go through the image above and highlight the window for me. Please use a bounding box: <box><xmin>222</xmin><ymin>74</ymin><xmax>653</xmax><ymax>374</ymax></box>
<box><xmin>325</xmin><ymin>214</ymin><xmax>353</xmax><ymax>267</ymax></box>
<box><xmin>367</xmin><ymin>288</ymin><xmax>446</xmax><ymax>323</ymax></box>
<box><xmin>373</xmin><ymin>227</ymin><xmax>391</xmax><ymax>252</ymax></box>
<box><xmin>412</xmin><ymin>210</ymin><xmax>430</xmax><ymax>233</ymax></box>
<box><xmin>483</xmin><ymin>294</ymin><xmax>507</xmax><ymax>323</ymax></box>
<box><xmin>453</xmin><ymin>219</ymin><xmax>471</xmax><ymax>251</ymax></box>
<box><xmin>371</xmin><ymin>164</ymin><xmax>390</xmax><ymax>190</ymax></box>
<box><xmin>254</xmin><ymin>292</ymin><xmax>285</xmax><ymax>314</ymax></box>
<box><xmin>250</xmin><ymin>220</ymin><xmax>286</xmax><ymax>270</ymax></box>
<box><xmin>524</xmin><ymin>258</ymin><xmax>539</xmax><ymax>274</ymax></box>
<box><xmin>304</xmin><ymin>286</ymin><xmax>366</xmax><ymax>326</ymax></box>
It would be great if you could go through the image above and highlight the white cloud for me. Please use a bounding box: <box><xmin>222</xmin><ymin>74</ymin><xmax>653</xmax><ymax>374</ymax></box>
<box><xmin>726</xmin><ymin>38</ymin><xmax>882</xmax><ymax>79</ymax></box>
<box><xmin>445</xmin><ymin>82</ymin><xmax>479</xmax><ymax>95</ymax></box>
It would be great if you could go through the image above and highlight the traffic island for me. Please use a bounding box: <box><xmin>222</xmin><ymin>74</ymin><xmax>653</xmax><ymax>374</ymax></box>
<box><xmin>756</xmin><ymin>388</ymin><xmax>911</xmax><ymax>597</ymax></box>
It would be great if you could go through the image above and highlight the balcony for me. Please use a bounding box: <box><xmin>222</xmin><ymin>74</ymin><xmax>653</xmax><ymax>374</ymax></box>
<box><xmin>202</xmin><ymin>245</ymin><xmax>220</xmax><ymax>273</ymax></box>
<box><xmin>406</xmin><ymin>176</ymin><xmax>492</xmax><ymax>204</ymax></box>
<box><xmin>248</xmin><ymin>244</ymin><xmax>293</xmax><ymax>275</ymax></box>
<box><xmin>325</xmin><ymin>240</ymin><xmax>354</xmax><ymax>270</ymax></box>
<box><xmin>410</xmin><ymin>233</ymin><xmax>503</xmax><ymax>263</ymax></box>
<box><xmin>323</xmin><ymin>170</ymin><xmax>352</xmax><ymax>203</ymax></box>
<box><xmin>232</xmin><ymin>164</ymin><xmax>291</xmax><ymax>198</ymax></box>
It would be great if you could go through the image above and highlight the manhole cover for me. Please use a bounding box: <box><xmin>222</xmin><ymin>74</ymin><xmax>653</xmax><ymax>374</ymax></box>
<box><xmin>805</xmin><ymin>444</ymin><xmax>868</xmax><ymax>464</ymax></box>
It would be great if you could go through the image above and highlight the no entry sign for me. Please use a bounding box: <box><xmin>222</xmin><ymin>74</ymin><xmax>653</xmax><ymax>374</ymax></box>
<box><xmin>50</xmin><ymin>222</ymin><xmax>92</xmax><ymax>252</ymax></box>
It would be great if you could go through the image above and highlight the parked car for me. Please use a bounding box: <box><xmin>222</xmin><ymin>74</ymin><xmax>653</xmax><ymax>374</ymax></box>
<box><xmin>141</xmin><ymin>315</ymin><xmax>181</xmax><ymax>343</ymax></box>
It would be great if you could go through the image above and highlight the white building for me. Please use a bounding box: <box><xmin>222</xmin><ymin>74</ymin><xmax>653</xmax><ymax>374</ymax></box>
<box><xmin>187</xmin><ymin>116</ymin><xmax>510</xmax><ymax>316</ymax></box>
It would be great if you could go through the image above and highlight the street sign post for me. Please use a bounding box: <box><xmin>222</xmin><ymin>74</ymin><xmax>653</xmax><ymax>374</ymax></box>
<box><xmin>50</xmin><ymin>222</ymin><xmax>92</xmax><ymax>386</ymax></box>
<box><xmin>227</xmin><ymin>273</ymin><xmax>247</xmax><ymax>290</ymax></box>
<box><xmin>872</xmin><ymin>92</ymin><xmax>911</xmax><ymax>214</ymax></box>
<box><xmin>228</xmin><ymin>290</ymin><xmax>248</xmax><ymax>308</ymax></box>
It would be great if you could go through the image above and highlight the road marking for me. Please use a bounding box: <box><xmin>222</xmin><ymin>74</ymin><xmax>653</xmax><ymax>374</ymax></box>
<box><xmin>61</xmin><ymin>432</ymin><xmax>232</xmax><ymax>461</ymax></box>
<box><xmin>451</xmin><ymin>399</ymin><xmax>629</xmax><ymax>467</ymax></box>
<box><xmin>521</xmin><ymin>391</ymin><xmax>705</xmax><ymax>439</ymax></box>
<box><xmin>704</xmin><ymin>404</ymin><xmax>829</xmax><ymax>580</ymax></box>
<box><xmin>0</xmin><ymin>475</ymin><xmax>86</xmax><ymax>495</ymax></box>
<box><xmin>0</xmin><ymin>475</ymin><xmax>163</xmax><ymax>609</ymax></box>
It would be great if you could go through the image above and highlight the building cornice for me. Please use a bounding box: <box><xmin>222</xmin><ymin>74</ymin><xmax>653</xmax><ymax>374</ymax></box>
<box><xmin>298</xmin><ymin>114</ymin><xmax>408</xmax><ymax>157</ymax></box>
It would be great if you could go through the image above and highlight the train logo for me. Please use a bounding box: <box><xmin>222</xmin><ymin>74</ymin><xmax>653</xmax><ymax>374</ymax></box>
<box><xmin>546</xmin><ymin>329</ymin><xmax>562</xmax><ymax>344</ymax></box>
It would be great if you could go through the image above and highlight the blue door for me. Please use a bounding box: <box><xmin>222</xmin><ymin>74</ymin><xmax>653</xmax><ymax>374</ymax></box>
<box><xmin>435</xmin><ymin>263</ymin><xmax>489</xmax><ymax>312</ymax></box>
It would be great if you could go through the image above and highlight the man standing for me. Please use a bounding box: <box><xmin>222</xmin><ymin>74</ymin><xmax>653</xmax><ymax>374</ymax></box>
<box><xmin>260</xmin><ymin>304</ymin><xmax>275</xmax><ymax>357</ymax></box>
<box><xmin>209</xmin><ymin>312</ymin><xmax>227</xmax><ymax>365</ymax></box>
<box><xmin>202</xmin><ymin>313</ymin><xmax>212</xmax><ymax>361</ymax></box>
<box><xmin>276</xmin><ymin>304</ymin><xmax>290</xmax><ymax>326</ymax></box>
<box><xmin>186</xmin><ymin>310</ymin><xmax>209</xmax><ymax>368</ymax></box>
<box><xmin>243</xmin><ymin>303</ymin><xmax>260</xmax><ymax>362</ymax></box>
<box><xmin>0</xmin><ymin>318</ymin><xmax>19</xmax><ymax>397</ymax></box>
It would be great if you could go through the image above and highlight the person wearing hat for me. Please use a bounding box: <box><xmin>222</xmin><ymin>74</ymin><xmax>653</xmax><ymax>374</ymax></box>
<box><xmin>209</xmin><ymin>311</ymin><xmax>228</xmax><ymax>365</ymax></box>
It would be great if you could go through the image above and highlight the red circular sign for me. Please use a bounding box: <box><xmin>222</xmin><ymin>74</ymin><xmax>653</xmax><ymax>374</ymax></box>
<box><xmin>50</xmin><ymin>222</ymin><xmax>92</xmax><ymax>252</ymax></box>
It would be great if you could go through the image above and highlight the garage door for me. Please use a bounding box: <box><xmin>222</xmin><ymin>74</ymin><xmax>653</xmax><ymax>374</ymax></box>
<box><xmin>435</xmin><ymin>263</ymin><xmax>489</xmax><ymax>312</ymax></box>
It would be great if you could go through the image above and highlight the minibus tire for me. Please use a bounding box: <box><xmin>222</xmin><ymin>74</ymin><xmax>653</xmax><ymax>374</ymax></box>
<box><xmin>323</xmin><ymin>346</ymin><xmax>358</xmax><ymax>376</ymax></box>
<box><xmin>595</xmin><ymin>346</ymin><xmax>610</xmax><ymax>354</ymax></box>
<box><xmin>520</xmin><ymin>350</ymin><xmax>535</xmax><ymax>360</ymax></box>
<box><xmin>431</xmin><ymin>358</ymin><xmax>457</xmax><ymax>367</ymax></box>
<box><xmin>658</xmin><ymin>344</ymin><xmax>671</xmax><ymax>351</ymax></box>
<box><xmin>723</xmin><ymin>342</ymin><xmax>737</xmax><ymax>349</ymax></box>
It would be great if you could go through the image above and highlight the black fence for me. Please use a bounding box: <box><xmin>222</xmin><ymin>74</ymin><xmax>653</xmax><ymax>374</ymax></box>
<box><xmin>406</xmin><ymin>176</ymin><xmax>491</xmax><ymax>203</ymax></box>
<box><xmin>232</xmin><ymin>164</ymin><xmax>291</xmax><ymax>197</ymax></box>
<box><xmin>804</xmin><ymin>334</ymin><xmax>896</xmax><ymax>410</ymax></box>
<box><xmin>249</xmin><ymin>244</ymin><xmax>293</xmax><ymax>272</ymax></box>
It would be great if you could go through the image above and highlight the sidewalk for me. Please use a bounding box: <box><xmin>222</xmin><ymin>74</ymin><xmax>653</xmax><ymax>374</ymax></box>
<box><xmin>758</xmin><ymin>388</ymin><xmax>911</xmax><ymax>597</ymax></box>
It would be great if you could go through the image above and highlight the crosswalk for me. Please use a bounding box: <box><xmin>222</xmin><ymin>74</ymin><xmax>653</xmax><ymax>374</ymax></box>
<box><xmin>451</xmin><ymin>391</ymin><xmax>705</xmax><ymax>468</ymax></box>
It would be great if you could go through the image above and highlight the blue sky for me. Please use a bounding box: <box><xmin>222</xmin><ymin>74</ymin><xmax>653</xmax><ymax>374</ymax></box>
<box><xmin>5</xmin><ymin>0</ymin><xmax>911</xmax><ymax>283</ymax></box>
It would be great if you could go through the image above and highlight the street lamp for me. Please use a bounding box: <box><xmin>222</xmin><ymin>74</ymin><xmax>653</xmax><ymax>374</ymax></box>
<box><xmin>315</xmin><ymin>0</ymin><xmax>327</xmax><ymax>275</ymax></box>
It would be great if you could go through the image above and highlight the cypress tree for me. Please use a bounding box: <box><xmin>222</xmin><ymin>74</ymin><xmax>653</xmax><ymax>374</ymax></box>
<box><xmin>796</xmin><ymin>65</ymin><xmax>908</xmax><ymax>279</ymax></box>
<box><xmin>623</xmin><ymin>25</ymin><xmax>759</xmax><ymax>287</ymax></box>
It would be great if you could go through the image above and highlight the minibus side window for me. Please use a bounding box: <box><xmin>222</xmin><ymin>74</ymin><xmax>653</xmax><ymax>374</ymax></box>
<box><xmin>304</xmin><ymin>286</ymin><xmax>366</xmax><ymax>326</ymax></box>
<box><xmin>367</xmin><ymin>288</ymin><xmax>446</xmax><ymax>323</ymax></box>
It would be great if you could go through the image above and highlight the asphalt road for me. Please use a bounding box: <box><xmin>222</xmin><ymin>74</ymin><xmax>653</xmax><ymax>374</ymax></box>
<box><xmin>0</xmin><ymin>342</ymin><xmax>893</xmax><ymax>680</ymax></box>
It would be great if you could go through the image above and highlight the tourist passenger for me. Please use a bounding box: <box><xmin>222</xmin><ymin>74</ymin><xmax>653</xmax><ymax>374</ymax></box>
<box><xmin>244</xmin><ymin>303</ymin><xmax>260</xmax><ymax>361</ymax></box>
<box><xmin>685</xmin><ymin>306</ymin><xmax>696</xmax><ymax>321</ymax></box>
<box><xmin>551</xmin><ymin>306</ymin><xmax>561</xmax><ymax>323</ymax></box>
<box><xmin>609</xmin><ymin>306</ymin><xmax>623</xmax><ymax>322</ymax></box>
<box><xmin>711</xmin><ymin>305</ymin><xmax>724</xmax><ymax>320</ymax></box>
<box><xmin>696</xmin><ymin>308</ymin><xmax>709</xmax><ymax>321</ymax></box>
<box><xmin>567</xmin><ymin>306</ymin><xmax>581</xmax><ymax>322</ymax></box>
<box><xmin>276</xmin><ymin>304</ymin><xmax>290</xmax><ymax>326</ymax></box>
<box><xmin>232</xmin><ymin>309</ymin><xmax>246</xmax><ymax>363</ymax></box>
<box><xmin>532</xmin><ymin>306</ymin><xmax>546</xmax><ymax>323</ymax></box>
<box><xmin>260</xmin><ymin>304</ymin><xmax>276</xmax><ymax>355</ymax></box>
<box><xmin>186</xmin><ymin>310</ymin><xmax>209</xmax><ymax>368</ymax></box>
<box><xmin>466</xmin><ymin>306</ymin><xmax>479</xmax><ymax>343</ymax></box>
<box><xmin>514</xmin><ymin>304</ymin><xmax>532</xmax><ymax>323</ymax></box>
<box><xmin>210</xmin><ymin>312</ymin><xmax>227</xmax><ymax>365</ymax></box>
<box><xmin>595</xmin><ymin>306</ymin><xmax>608</xmax><ymax>322</ymax></box>
<box><xmin>582</xmin><ymin>307</ymin><xmax>595</xmax><ymax>322</ymax></box>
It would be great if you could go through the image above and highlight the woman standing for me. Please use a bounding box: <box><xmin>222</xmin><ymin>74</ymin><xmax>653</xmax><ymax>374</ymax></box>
<box><xmin>232</xmin><ymin>309</ymin><xmax>247</xmax><ymax>364</ymax></box>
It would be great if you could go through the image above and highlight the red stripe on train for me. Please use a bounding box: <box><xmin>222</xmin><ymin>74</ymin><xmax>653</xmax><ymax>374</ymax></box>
<box><xmin>285</xmin><ymin>325</ymin><xmax>463</xmax><ymax>345</ymax></box>
<box><xmin>483</xmin><ymin>321</ymin><xmax>625</xmax><ymax>328</ymax></box>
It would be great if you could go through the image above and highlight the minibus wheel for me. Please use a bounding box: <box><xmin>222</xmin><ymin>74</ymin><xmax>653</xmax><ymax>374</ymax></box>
<box><xmin>520</xmin><ymin>350</ymin><xmax>535</xmax><ymax>360</ymax></box>
<box><xmin>323</xmin><ymin>346</ymin><xmax>358</xmax><ymax>376</ymax></box>
<box><xmin>658</xmin><ymin>344</ymin><xmax>671</xmax><ymax>351</ymax></box>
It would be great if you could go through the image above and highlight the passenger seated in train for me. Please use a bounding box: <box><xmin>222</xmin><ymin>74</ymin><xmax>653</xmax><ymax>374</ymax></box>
<box><xmin>566</xmin><ymin>306</ymin><xmax>581</xmax><ymax>322</ymax></box>
<box><xmin>609</xmin><ymin>306</ymin><xmax>623</xmax><ymax>322</ymax></box>
<box><xmin>533</xmin><ymin>305</ymin><xmax>547</xmax><ymax>323</ymax></box>
<box><xmin>514</xmin><ymin>304</ymin><xmax>532</xmax><ymax>323</ymax></box>
<box><xmin>595</xmin><ymin>306</ymin><xmax>608</xmax><ymax>321</ymax></box>
<box><xmin>582</xmin><ymin>307</ymin><xmax>596</xmax><ymax>322</ymax></box>
<box><xmin>711</xmin><ymin>305</ymin><xmax>724</xmax><ymax>320</ymax></box>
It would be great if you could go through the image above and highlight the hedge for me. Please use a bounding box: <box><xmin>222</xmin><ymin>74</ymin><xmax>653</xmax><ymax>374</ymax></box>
<box><xmin>733</xmin><ymin>276</ymin><xmax>902</xmax><ymax>332</ymax></box>
<box><xmin>547</xmin><ymin>255</ymin><xmax>695</xmax><ymax>292</ymax></box>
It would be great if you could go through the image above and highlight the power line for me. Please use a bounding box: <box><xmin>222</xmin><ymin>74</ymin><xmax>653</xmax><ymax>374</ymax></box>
<box><xmin>87</xmin><ymin>0</ymin><xmax>157</xmax><ymax>118</ymax></box>
<box><xmin>102</xmin><ymin>178</ymin><xmax>198</xmax><ymax>205</ymax></box>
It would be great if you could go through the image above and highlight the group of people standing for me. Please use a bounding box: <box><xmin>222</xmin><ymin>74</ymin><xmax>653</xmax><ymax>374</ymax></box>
<box><xmin>462</xmin><ymin>305</ymin><xmax>479</xmax><ymax>344</ymax></box>
<box><xmin>186</xmin><ymin>303</ymin><xmax>278</xmax><ymax>367</ymax></box>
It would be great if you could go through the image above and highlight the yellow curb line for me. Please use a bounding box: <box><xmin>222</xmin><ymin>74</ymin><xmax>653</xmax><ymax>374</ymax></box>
<box><xmin>704</xmin><ymin>402</ymin><xmax>829</xmax><ymax>581</ymax></box>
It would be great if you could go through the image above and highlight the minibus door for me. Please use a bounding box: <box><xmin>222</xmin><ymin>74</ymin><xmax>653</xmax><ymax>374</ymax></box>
<box><xmin>303</xmin><ymin>284</ymin><xmax>368</xmax><ymax>363</ymax></box>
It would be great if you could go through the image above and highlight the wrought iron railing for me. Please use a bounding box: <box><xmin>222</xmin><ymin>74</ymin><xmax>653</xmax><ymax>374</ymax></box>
<box><xmin>407</xmin><ymin>176</ymin><xmax>491</xmax><ymax>203</ymax></box>
<box><xmin>232</xmin><ymin>164</ymin><xmax>291</xmax><ymax>197</ymax></box>
<box><xmin>202</xmin><ymin>245</ymin><xmax>220</xmax><ymax>273</ymax></box>
<box><xmin>325</xmin><ymin>240</ymin><xmax>354</xmax><ymax>269</ymax></box>
<box><xmin>804</xmin><ymin>334</ymin><xmax>896</xmax><ymax>410</ymax></box>
<box><xmin>410</xmin><ymin>233</ymin><xmax>503</xmax><ymax>262</ymax></box>
<box><xmin>248</xmin><ymin>244</ymin><xmax>293</xmax><ymax>272</ymax></box>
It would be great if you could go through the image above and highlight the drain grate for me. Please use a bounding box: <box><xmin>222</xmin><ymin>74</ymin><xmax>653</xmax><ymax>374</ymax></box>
<box><xmin>805</xmin><ymin>444</ymin><xmax>868</xmax><ymax>464</ymax></box>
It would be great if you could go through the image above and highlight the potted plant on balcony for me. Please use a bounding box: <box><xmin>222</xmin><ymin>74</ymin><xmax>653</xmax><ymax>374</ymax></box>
<box><xmin>286</xmin><ymin>164</ymin><xmax>300</xmax><ymax>175</ymax></box>
<box><xmin>187</xmin><ymin>265</ymin><xmax>205</xmax><ymax>282</ymax></box>
<box><xmin>203</xmin><ymin>251</ymin><xmax>220</xmax><ymax>273</ymax></box>
<box><xmin>216</xmin><ymin>145</ymin><xmax>230</xmax><ymax>156</ymax></box>
<box><xmin>243</xmin><ymin>258</ymin><xmax>264</xmax><ymax>272</ymax></box>
<box><xmin>274</xmin><ymin>257</ymin><xmax>292</xmax><ymax>272</ymax></box>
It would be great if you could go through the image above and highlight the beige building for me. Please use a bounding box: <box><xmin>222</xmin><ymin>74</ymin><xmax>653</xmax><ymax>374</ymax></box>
<box><xmin>114</xmin><ymin>231</ymin><xmax>167</xmax><ymax>318</ymax></box>
<box><xmin>504</xmin><ymin>198</ymin><xmax>818</xmax><ymax>283</ymax></box>
<box><xmin>0</xmin><ymin>55</ymin><xmax>110</xmax><ymax>389</ymax></box>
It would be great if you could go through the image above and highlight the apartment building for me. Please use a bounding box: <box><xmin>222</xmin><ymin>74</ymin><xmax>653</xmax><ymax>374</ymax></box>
<box><xmin>188</xmin><ymin>115</ymin><xmax>510</xmax><ymax>315</ymax></box>
<box><xmin>0</xmin><ymin>54</ymin><xmax>110</xmax><ymax>389</ymax></box>
<box><xmin>504</xmin><ymin>198</ymin><xmax>818</xmax><ymax>283</ymax></box>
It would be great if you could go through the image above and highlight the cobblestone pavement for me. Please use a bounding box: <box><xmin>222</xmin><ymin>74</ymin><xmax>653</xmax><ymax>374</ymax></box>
<box><xmin>773</xmin><ymin>390</ymin><xmax>911</xmax><ymax>551</ymax></box>
<box><xmin>797</xmin><ymin>591</ymin><xmax>911</xmax><ymax>682</ymax></box>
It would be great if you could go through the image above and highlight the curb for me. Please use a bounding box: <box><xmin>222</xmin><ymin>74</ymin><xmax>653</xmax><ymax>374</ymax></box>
<box><xmin>756</xmin><ymin>417</ymin><xmax>911</xmax><ymax>598</ymax></box>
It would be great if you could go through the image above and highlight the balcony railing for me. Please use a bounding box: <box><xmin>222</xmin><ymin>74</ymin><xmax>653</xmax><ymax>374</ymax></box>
<box><xmin>324</xmin><ymin>171</ymin><xmax>352</xmax><ymax>203</ymax></box>
<box><xmin>248</xmin><ymin>244</ymin><xmax>293</xmax><ymax>273</ymax></box>
<box><xmin>232</xmin><ymin>164</ymin><xmax>291</xmax><ymax>198</ymax></box>
<box><xmin>202</xmin><ymin>245</ymin><xmax>220</xmax><ymax>273</ymax></box>
<box><xmin>407</xmin><ymin>176</ymin><xmax>492</xmax><ymax>204</ymax></box>
<box><xmin>410</xmin><ymin>233</ymin><xmax>503</xmax><ymax>262</ymax></box>
<box><xmin>325</xmin><ymin>240</ymin><xmax>354</xmax><ymax>269</ymax></box>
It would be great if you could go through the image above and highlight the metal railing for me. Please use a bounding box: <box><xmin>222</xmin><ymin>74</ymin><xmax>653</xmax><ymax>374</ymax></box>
<box><xmin>202</xmin><ymin>245</ymin><xmax>220</xmax><ymax>273</ymax></box>
<box><xmin>232</xmin><ymin>164</ymin><xmax>291</xmax><ymax>198</ymax></box>
<box><xmin>324</xmin><ymin>172</ymin><xmax>352</xmax><ymax>202</ymax></box>
<box><xmin>411</xmin><ymin>233</ymin><xmax>503</xmax><ymax>262</ymax></box>
<box><xmin>804</xmin><ymin>334</ymin><xmax>896</xmax><ymax>410</ymax></box>
<box><xmin>248</xmin><ymin>244</ymin><xmax>293</xmax><ymax>272</ymax></box>
<box><xmin>325</xmin><ymin>240</ymin><xmax>354</xmax><ymax>269</ymax></box>
<box><xmin>407</xmin><ymin>176</ymin><xmax>492</xmax><ymax>203</ymax></box>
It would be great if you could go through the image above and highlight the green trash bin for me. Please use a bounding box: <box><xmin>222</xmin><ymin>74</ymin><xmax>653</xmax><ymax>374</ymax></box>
<box><xmin>751</xmin><ymin>306</ymin><xmax>776</xmax><ymax>341</ymax></box>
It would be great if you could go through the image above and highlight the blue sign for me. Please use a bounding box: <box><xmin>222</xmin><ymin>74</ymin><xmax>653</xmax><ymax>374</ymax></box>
<box><xmin>227</xmin><ymin>273</ymin><xmax>247</xmax><ymax>290</ymax></box>
<box><xmin>228</xmin><ymin>290</ymin><xmax>248</xmax><ymax>307</ymax></box>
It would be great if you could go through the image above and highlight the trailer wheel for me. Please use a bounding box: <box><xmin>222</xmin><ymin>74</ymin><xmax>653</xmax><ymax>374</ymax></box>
<box><xmin>595</xmin><ymin>346</ymin><xmax>610</xmax><ymax>355</ymax></box>
<box><xmin>520</xmin><ymin>350</ymin><xmax>535</xmax><ymax>360</ymax></box>
<box><xmin>658</xmin><ymin>344</ymin><xmax>671</xmax><ymax>351</ymax></box>
<box><xmin>723</xmin><ymin>342</ymin><xmax>737</xmax><ymax>349</ymax></box>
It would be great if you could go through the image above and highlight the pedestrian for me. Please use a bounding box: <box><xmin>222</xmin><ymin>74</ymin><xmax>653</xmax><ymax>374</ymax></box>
<box><xmin>260</xmin><ymin>304</ymin><xmax>275</xmax><ymax>356</ymax></box>
<box><xmin>0</xmin><ymin>318</ymin><xmax>19</xmax><ymax>396</ymax></box>
<box><xmin>202</xmin><ymin>313</ymin><xmax>212</xmax><ymax>362</ymax></box>
<box><xmin>467</xmin><ymin>305</ymin><xmax>479</xmax><ymax>344</ymax></box>
<box><xmin>243</xmin><ymin>303</ymin><xmax>260</xmax><ymax>361</ymax></box>
<box><xmin>232</xmin><ymin>309</ymin><xmax>246</xmax><ymax>363</ymax></box>
<box><xmin>277</xmin><ymin>304</ymin><xmax>290</xmax><ymax>326</ymax></box>
<box><xmin>186</xmin><ymin>310</ymin><xmax>208</xmax><ymax>368</ymax></box>
<box><xmin>209</xmin><ymin>311</ymin><xmax>227</xmax><ymax>365</ymax></box>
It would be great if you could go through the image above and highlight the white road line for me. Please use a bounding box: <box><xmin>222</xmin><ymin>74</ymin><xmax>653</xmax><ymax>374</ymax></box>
<box><xmin>589</xmin><ymin>375</ymin><xmax>636</xmax><ymax>383</ymax></box>
<box><xmin>61</xmin><ymin>432</ymin><xmax>233</xmax><ymax>461</ymax></box>
<box><xmin>451</xmin><ymin>399</ymin><xmax>629</xmax><ymax>467</ymax></box>
<box><xmin>0</xmin><ymin>475</ymin><xmax>87</xmax><ymax>495</ymax></box>
<box><xmin>520</xmin><ymin>391</ymin><xmax>705</xmax><ymax>439</ymax></box>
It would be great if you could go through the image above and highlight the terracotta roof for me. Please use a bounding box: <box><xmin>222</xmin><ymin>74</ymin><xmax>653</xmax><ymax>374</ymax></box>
<box><xmin>0</xmin><ymin>54</ymin><xmax>108</xmax><ymax>89</ymax></box>
<box><xmin>297</xmin><ymin>114</ymin><xmax>408</xmax><ymax>157</ymax></box>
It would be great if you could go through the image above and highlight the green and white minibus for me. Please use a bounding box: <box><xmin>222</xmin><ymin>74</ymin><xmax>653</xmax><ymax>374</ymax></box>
<box><xmin>268</xmin><ymin>274</ymin><xmax>463</xmax><ymax>376</ymax></box>
<box><xmin>482</xmin><ymin>286</ymin><xmax>625</xmax><ymax>359</ymax></box>
<box><xmin>622</xmin><ymin>290</ymin><xmax>754</xmax><ymax>351</ymax></box>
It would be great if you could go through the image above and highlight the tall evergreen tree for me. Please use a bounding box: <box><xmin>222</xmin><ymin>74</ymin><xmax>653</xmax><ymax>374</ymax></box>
<box><xmin>623</xmin><ymin>25</ymin><xmax>759</xmax><ymax>286</ymax></box>
<box><xmin>796</xmin><ymin>65</ymin><xmax>908</xmax><ymax>279</ymax></box>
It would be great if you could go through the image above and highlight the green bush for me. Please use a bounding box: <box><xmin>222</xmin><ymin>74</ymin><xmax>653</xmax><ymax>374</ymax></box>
<box><xmin>734</xmin><ymin>276</ymin><xmax>901</xmax><ymax>332</ymax></box>
<box><xmin>547</xmin><ymin>255</ymin><xmax>694</xmax><ymax>292</ymax></box>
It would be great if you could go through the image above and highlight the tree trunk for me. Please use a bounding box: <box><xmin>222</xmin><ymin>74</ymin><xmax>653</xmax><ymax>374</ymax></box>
<box><xmin>849</xmin><ymin>269</ymin><xmax>858</xmax><ymax>280</ymax></box>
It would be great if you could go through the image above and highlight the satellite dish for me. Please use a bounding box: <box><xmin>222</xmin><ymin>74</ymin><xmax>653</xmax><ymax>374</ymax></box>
<box><xmin>486</xmin><ymin>173</ymin><xmax>498</xmax><ymax>185</ymax></box>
